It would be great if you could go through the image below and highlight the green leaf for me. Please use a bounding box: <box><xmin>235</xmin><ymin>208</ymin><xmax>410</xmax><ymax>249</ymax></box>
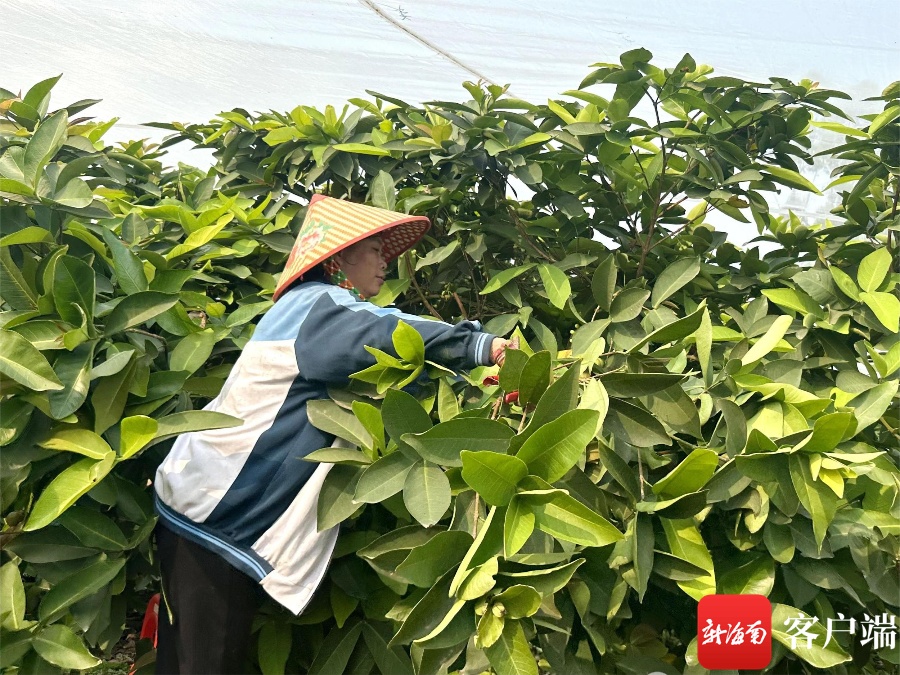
<box><xmin>0</xmin><ymin>247</ymin><xmax>37</xmax><ymax>310</ymax></box>
<box><xmin>33</xmin><ymin>624</ymin><xmax>100</xmax><ymax>670</ymax></box>
<box><xmin>476</xmin><ymin>610</ymin><xmax>505</xmax><ymax>649</ymax></box>
<box><xmin>829</xmin><ymin>266</ymin><xmax>860</xmax><ymax>301</ymax></box>
<box><xmin>24</xmin><ymin>454</ymin><xmax>115</xmax><ymax>531</ymax></box>
<box><xmin>24</xmin><ymin>110</ymin><xmax>68</xmax><ymax>185</ymax></box>
<box><xmin>58</xmin><ymin>505</ymin><xmax>128</xmax><ymax>550</ymax></box>
<box><xmin>652</xmin><ymin>449</ymin><xmax>718</xmax><ymax>499</ymax></box>
<box><xmin>48</xmin><ymin>343</ymin><xmax>93</xmax><ymax>419</ymax></box>
<box><xmin>304</xmin><ymin>447</ymin><xmax>372</xmax><ymax>467</ymax></box>
<box><xmin>307</xmin><ymin>399</ymin><xmax>372</xmax><ymax>449</ymax></box>
<box><xmin>651</xmin><ymin>257</ymin><xmax>700</xmax><ymax>307</ymax></box>
<box><xmin>763</xmin><ymin>165</ymin><xmax>821</xmax><ymax>194</ymax></box>
<box><xmin>100</xmin><ymin>229</ymin><xmax>148</xmax><ymax>295</ymax></box>
<box><xmin>789</xmin><ymin>455</ymin><xmax>837</xmax><ymax>551</ymax></box>
<box><xmin>369</xmin><ymin>170</ymin><xmax>397</xmax><ymax>210</ymax></box>
<box><xmin>382</xmin><ymin>389</ymin><xmax>433</xmax><ymax>457</ymax></box>
<box><xmin>258</xmin><ymin>622</ymin><xmax>292</xmax><ymax>675</ymax></box>
<box><xmin>450</xmin><ymin>506</ymin><xmax>504</xmax><ymax>597</ymax></box>
<box><xmin>571</xmin><ymin>320</ymin><xmax>609</xmax><ymax>356</ymax></box>
<box><xmin>169</xmin><ymin>329</ymin><xmax>217</xmax><ymax>374</ymax></box>
<box><xmin>499</xmin><ymin>348</ymin><xmax>529</xmax><ymax>392</ymax></box>
<box><xmin>0</xmin><ymin>329</ymin><xmax>64</xmax><ymax>390</ymax></box>
<box><xmin>531</xmin><ymin>492</ymin><xmax>623</xmax><ymax>546</ymax></box>
<box><xmin>390</xmin><ymin>569</ymin><xmax>458</xmax><ymax>646</ymax></box>
<box><xmin>591</xmin><ymin>253</ymin><xmax>617</xmax><ymax>310</ymax></box>
<box><xmin>868</xmin><ymin>104</ymin><xmax>900</xmax><ymax>134</ymax></box>
<box><xmin>354</xmin><ymin>451</ymin><xmax>416</xmax><ymax>503</ymax></box>
<box><xmin>0</xmin><ymin>562</ymin><xmax>26</xmax><ymax>631</ymax></box>
<box><xmin>395</xmin><ymin>530</ymin><xmax>473</xmax><ymax>587</ymax></box>
<box><xmin>104</xmin><ymin>291</ymin><xmax>178</xmax><ymax>335</ymax></box>
<box><xmin>604</xmin><ymin>399</ymin><xmax>671</xmax><ymax>447</ymax></box>
<box><xmin>660</xmin><ymin>518</ymin><xmax>715</xmax><ymax>600</ymax></box>
<box><xmin>38</xmin><ymin>555</ymin><xmax>125</xmax><ymax>622</ymax></box>
<box><xmin>493</xmin><ymin>585</ymin><xmax>541</xmax><ymax>619</ymax></box>
<box><xmin>537</xmin><ymin>264</ymin><xmax>571</xmax><ymax>309</ymax></box>
<box><xmin>53</xmin><ymin>255</ymin><xmax>95</xmax><ymax>325</ymax></box>
<box><xmin>499</xmin><ymin>558</ymin><xmax>585</xmax><ymax>597</ymax></box>
<box><xmin>332</xmin><ymin>142</ymin><xmax>392</xmax><ymax>156</ymax></box>
<box><xmin>600</xmin><ymin>372</ymin><xmax>685</xmax><ymax>397</ymax></box>
<box><xmin>415</xmin><ymin>240</ymin><xmax>459</xmax><ymax>271</ymax></box>
<box><xmin>644</xmin><ymin>385</ymin><xmax>703</xmax><ymax>438</ymax></box>
<box><xmin>437</xmin><ymin>378</ymin><xmax>460</xmax><ymax>423</ymax></box>
<box><xmin>629</xmin><ymin>305</ymin><xmax>705</xmax><ymax>353</ymax></box>
<box><xmin>0</xmin><ymin>225</ymin><xmax>52</xmax><ymax>246</ymax></box>
<box><xmin>151</xmin><ymin>410</ymin><xmax>244</xmax><ymax>444</ymax></box>
<box><xmin>90</xmin><ymin>359</ymin><xmax>136</xmax><ymax>435</ymax></box>
<box><xmin>480</xmin><ymin>264</ymin><xmax>536</xmax><ymax>295</ymax></box>
<box><xmin>848</xmin><ymin>380</ymin><xmax>898</xmax><ymax>432</ymax></box>
<box><xmin>461</xmin><ymin>451</ymin><xmax>528</xmax><ymax>506</ymax></box>
<box><xmin>516</xmin><ymin>409</ymin><xmax>599</xmax><ymax>483</ymax></box>
<box><xmin>0</xmin><ymin>631</ymin><xmax>33</xmax><ymax>671</ymax></box>
<box><xmin>22</xmin><ymin>74</ymin><xmax>61</xmax><ymax>112</ymax></box>
<box><xmin>626</xmin><ymin>514</ymin><xmax>654</xmax><ymax>601</ymax></box>
<box><xmin>797</xmin><ymin>412</ymin><xmax>855</xmax><ymax>453</ymax></box>
<box><xmin>484</xmin><ymin>619</ymin><xmax>538</xmax><ymax>675</ymax></box>
<box><xmin>393</xmin><ymin>320</ymin><xmax>425</xmax><ymax>363</ymax></box>
<box><xmin>362</xmin><ymin>624</ymin><xmax>414</xmax><ymax>675</ymax></box>
<box><xmin>309</xmin><ymin>622</ymin><xmax>364</xmax><ymax>675</ymax></box>
<box><xmin>860</xmin><ymin>291</ymin><xmax>900</xmax><ymax>332</ymax></box>
<box><xmin>504</xmin><ymin>496</ymin><xmax>535</xmax><ymax>557</ymax></box>
<box><xmin>517</xmin><ymin>350</ymin><xmax>552</xmax><ymax>406</ymax></box>
<box><xmin>225</xmin><ymin>301</ymin><xmax>271</xmax><ymax>328</ymax></box>
<box><xmin>857</xmin><ymin>247</ymin><xmax>892</xmax><ymax>292</ymax></box>
<box><xmin>403</xmin><ymin>461</ymin><xmax>451</xmax><ymax>528</ymax></box>
<box><xmin>317</xmin><ymin>465</ymin><xmax>363</xmax><ymax>531</ymax></box>
<box><xmin>610</xmin><ymin>288</ymin><xmax>650</xmax><ymax>323</ymax></box>
<box><xmin>763</xmin><ymin>523</ymin><xmax>795</xmax><ymax>564</ymax></box>
<box><xmin>404</xmin><ymin>419</ymin><xmax>514</xmax><ymax>467</ymax></box>
<box><xmin>741</xmin><ymin>314</ymin><xmax>793</xmax><ymax>365</ymax></box>
<box><xmin>119</xmin><ymin>415</ymin><xmax>158</xmax><ymax>459</ymax></box>
<box><xmin>794</xmin><ymin>268</ymin><xmax>838</xmax><ymax>305</ymax></box>
<box><xmin>457</xmin><ymin>557</ymin><xmax>498</xmax><ymax>600</ymax></box>
<box><xmin>38</xmin><ymin>428</ymin><xmax>113</xmax><ymax>459</ymax></box>
<box><xmin>771</xmin><ymin>604</ymin><xmax>851</xmax><ymax>668</ymax></box>
<box><xmin>761</xmin><ymin>289</ymin><xmax>822</xmax><ymax>319</ymax></box>
<box><xmin>719</xmin><ymin>555</ymin><xmax>774</xmax><ymax>596</ymax></box>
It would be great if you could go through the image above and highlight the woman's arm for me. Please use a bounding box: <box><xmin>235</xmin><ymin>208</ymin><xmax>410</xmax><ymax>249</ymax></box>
<box><xmin>293</xmin><ymin>286</ymin><xmax>509</xmax><ymax>383</ymax></box>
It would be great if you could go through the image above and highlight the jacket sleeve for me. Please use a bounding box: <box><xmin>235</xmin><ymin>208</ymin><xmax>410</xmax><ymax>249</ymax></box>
<box><xmin>294</xmin><ymin>287</ymin><xmax>496</xmax><ymax>383</ymax></box>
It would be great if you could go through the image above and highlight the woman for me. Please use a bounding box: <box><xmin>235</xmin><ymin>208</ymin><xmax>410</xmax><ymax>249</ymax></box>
<box><xmin>153</xmin><ymin>195</ymin><xmax>513</xmax><ymax>674</ymax></box>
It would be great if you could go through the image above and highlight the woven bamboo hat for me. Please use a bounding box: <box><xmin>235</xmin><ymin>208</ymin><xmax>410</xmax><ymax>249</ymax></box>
<box><xmin>273</xmin><ymin>194</ymin><xmax>430</xmax><ymax>301</ymax></box>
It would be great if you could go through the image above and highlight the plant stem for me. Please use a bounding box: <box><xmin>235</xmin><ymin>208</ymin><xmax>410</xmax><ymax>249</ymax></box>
<box><xmin>405</xmin><ymin>255</ymin><xmax>444</xmax><ymax>320</ymax></box>
<box><xmin>452</xmin><ymin>292</ymin><xmax>468</xmax><ymax>320</ymax></box>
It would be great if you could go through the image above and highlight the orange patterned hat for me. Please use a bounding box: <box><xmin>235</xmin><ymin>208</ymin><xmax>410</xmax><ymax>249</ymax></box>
<box><xmin>273</xmin><ymin>194</ymin><xmax>430</xmax><ymax>302</ymax></box>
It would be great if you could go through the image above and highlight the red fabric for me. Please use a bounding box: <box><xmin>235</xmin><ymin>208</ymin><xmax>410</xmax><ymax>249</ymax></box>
<box><xmin>140</xmin><ymin>594</ymin><xmax>160</xmax><ymax>647</ymax></box>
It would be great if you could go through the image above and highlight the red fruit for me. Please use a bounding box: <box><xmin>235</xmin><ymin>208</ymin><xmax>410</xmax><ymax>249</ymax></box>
<box><xmin>482</xmin><ymin>376</ymin><xmax>499</xmax><ymax>386</ymax></box>
<box><xmin>505</xmin><ymin>391</ymin><xmax>519</xmax><ymax>404</ymax></box>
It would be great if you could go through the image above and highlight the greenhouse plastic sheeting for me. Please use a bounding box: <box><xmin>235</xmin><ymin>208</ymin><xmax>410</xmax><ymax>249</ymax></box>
<box><xmin>2</xmin><ymin>0</ymin><xmax>898</xmax><ymax>226</ymax></box>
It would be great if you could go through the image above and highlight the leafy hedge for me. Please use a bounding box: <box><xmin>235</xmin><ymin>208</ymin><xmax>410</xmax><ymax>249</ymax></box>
<box><xmin>1</xmin><ymin>52</ymin><xmax>898</xmax><ymax>674</ymax></box>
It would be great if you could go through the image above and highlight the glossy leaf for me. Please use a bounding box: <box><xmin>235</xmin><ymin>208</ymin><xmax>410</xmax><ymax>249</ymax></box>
<box><xmin>460</xmin><ymin>451</ymin><xmax>528</xmax><ymax>506</ymax></box>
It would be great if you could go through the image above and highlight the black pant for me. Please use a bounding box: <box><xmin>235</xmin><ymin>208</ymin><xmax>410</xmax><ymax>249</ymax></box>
<box><xmin>155</xmin><ymin>523</ymin><xmax>261</xmax><ymax>674</ymax></box>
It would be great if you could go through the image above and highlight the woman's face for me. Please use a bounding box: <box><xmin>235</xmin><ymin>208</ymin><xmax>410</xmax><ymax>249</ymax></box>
<box><xmin>334</xmin><ymin>235</ymin><xmax>387</xmax><ymax>298</ymax></box>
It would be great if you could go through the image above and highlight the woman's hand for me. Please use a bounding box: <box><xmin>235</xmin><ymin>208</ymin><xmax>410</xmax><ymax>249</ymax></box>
<box><xmin>490</xmin><ymin>336</ymin><xmax>519</xmax><ymax>367</ymax></box>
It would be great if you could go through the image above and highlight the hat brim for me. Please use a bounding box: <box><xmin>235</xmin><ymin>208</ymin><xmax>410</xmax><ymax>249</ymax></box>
<box><xmin>273</xmin><ymin>195</ymin><xmax>430</xmax><ymax>301</ymax></box>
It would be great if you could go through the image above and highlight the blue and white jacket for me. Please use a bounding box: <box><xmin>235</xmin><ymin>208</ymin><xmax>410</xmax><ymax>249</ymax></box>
<box><xmin>154</xmin><ymin>281</ymin><xmax>496</xmax><ymax>614</ymax></box>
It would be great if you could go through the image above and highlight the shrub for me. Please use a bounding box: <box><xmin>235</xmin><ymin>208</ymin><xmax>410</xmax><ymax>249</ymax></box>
<box><xmin>1</xmin><ymin>56</ymin><xmax>897</xmax><ymax>674</ymax></box>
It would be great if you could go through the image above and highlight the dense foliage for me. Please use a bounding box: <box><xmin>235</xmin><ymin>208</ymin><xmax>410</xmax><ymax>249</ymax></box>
<box><xmin>1</xmin><ymin>51</ymin><xmax>898</xmax><ymax>675</ymax></box>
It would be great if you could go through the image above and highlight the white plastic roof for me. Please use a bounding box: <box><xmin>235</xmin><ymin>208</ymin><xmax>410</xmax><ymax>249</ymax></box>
<box><xmin>3</xmin><ymin>0</ymin><xmax>899</xmax><ymax>235</ymax></box>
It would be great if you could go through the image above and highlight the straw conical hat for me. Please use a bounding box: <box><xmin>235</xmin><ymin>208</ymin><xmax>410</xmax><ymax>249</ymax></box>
<box><xmin>273</xmin><ymin>194</ymin><xmax>430</xmax><ymax>301</ymax></box>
